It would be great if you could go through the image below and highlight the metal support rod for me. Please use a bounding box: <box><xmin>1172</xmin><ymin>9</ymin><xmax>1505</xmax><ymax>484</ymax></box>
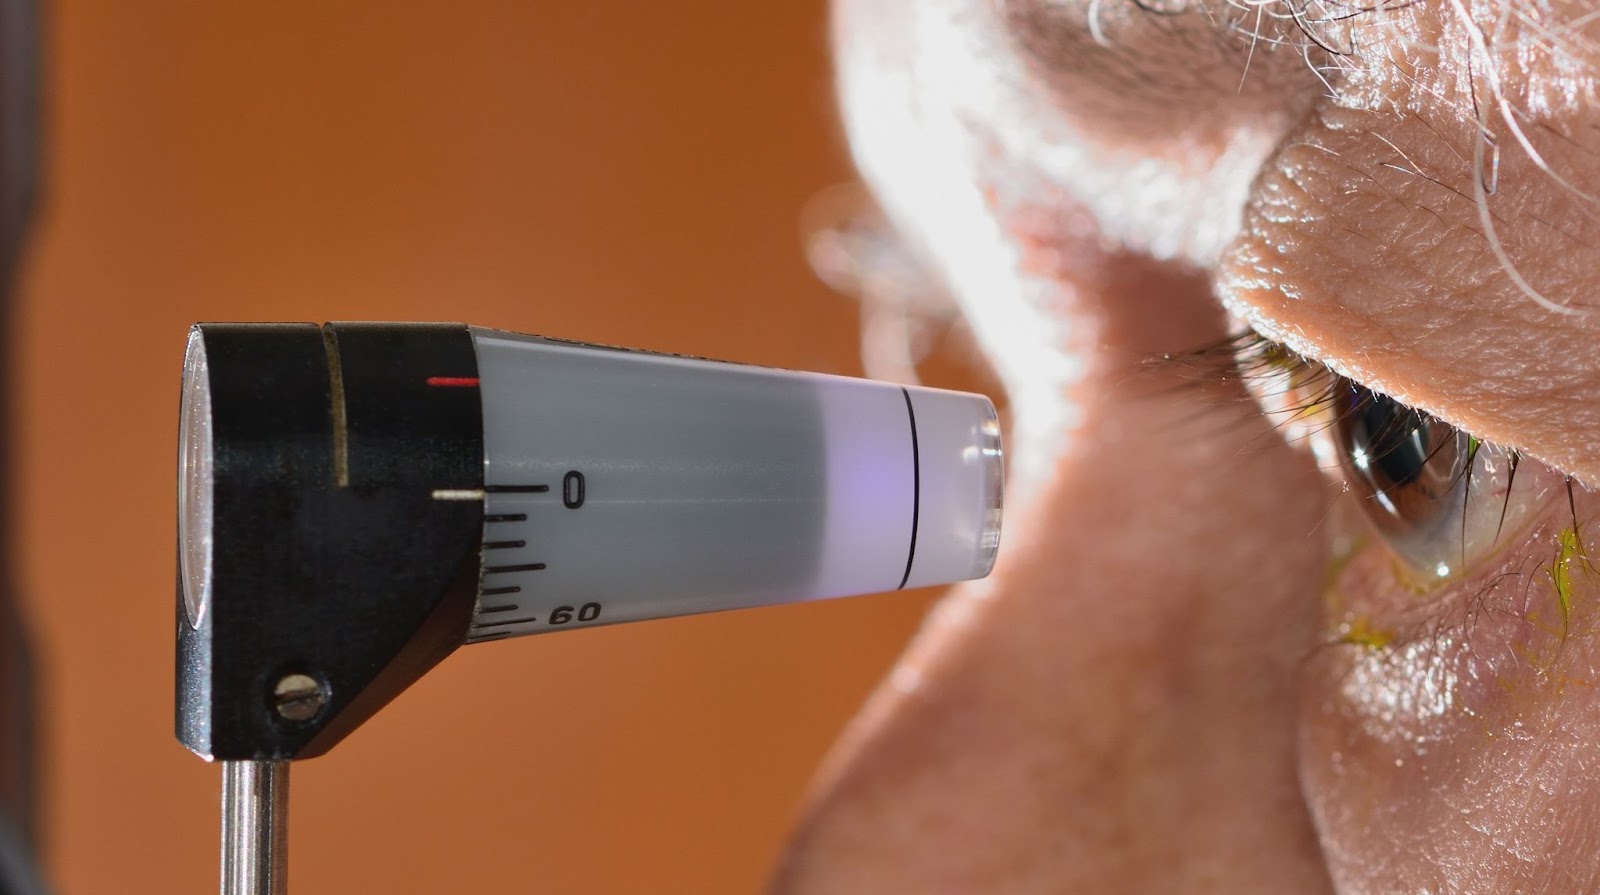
<box><xmin>221</xmin><ymin>760</ymin><xmax>289</xmax><ymax>895</ymax></box>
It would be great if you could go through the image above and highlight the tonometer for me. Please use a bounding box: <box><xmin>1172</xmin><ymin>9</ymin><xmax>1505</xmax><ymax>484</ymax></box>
<box><xmin>176</xmin><ymin>322</ymin><xmax>1004</xmax><ymax>894</ymax></box>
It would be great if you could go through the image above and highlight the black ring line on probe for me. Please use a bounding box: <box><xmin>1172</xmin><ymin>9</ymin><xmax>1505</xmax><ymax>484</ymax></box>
<box><xmin>897</xmin><ymin>386</ymin><xmax>921</xmax><ymax>591</ymax></box>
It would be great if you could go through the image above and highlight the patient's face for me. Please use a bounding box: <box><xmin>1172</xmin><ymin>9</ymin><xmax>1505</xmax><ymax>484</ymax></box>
<box><xmin>774</xmin><ymin>1</ymin><xmax>1600</xmax><ymax>892</ymax></box>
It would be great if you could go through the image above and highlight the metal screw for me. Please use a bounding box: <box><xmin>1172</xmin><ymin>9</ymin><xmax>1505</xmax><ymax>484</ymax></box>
<box><xmin>272</xmin><ymin>672</ymin><xmax>327</xmax><ymax>723</ymax></box>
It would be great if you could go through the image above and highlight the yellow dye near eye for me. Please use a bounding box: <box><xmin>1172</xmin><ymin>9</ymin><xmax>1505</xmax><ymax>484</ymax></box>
<box><xmin>1261</xmin><ymin>342</ymin><xmax>1298</xmax><ymax>372</ymax></box>
<box><xmin>1339</xmin><ymin>616</ymin><xmax>1393</xmax><ymax>650</ymax></box>
<box><xmin>1552</xmin><ymin>527</ymin><xmax>1582</xmax><ymax>638</ymax></box>
<box><xmin>1319</xmin><ymin>535</ymin><xmax>1396</xmax><ymax>650</ymax></box>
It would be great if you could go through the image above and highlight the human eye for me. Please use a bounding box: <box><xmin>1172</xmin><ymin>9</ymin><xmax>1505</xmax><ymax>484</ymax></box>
<box><xmin>1186</xmin><ymin>333</ymin><xmax>1593</xmax><ymax>655</ymax></box>
<box><xmin>1311</xmin><ymin>379</ymin><xmax>1557</xmax><ymax>586</ymax></box>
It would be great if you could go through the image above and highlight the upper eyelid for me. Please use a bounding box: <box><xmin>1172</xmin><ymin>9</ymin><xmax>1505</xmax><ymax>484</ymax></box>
<box><xmin>1222</xmin><ymin>306</ymin><xmax>1488</xmax><ymax>433</ymax></box>
<box><xmin>1222</xmin><ymin>299</ymin><xmax>1600</xmax><ymax>490</ymax></box>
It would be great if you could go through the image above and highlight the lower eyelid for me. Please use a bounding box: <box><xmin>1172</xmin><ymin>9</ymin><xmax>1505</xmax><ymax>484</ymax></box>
<box><xmin>1321</xmin><ymin>484</ymin><xmax>1599</xmax><ymax>739</ymax></box>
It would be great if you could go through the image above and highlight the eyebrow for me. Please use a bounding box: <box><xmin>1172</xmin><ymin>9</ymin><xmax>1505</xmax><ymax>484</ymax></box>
<box><xmin>997</xmin><ymin>0</ymin><xmax>1334</xmax><ymax>113</ymax></box>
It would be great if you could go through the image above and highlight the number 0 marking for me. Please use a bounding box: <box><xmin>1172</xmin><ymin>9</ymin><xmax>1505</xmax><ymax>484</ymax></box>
<box><xmin>562</xmin><ymin>470</ymin><xmax>586</xmax><ymax>509</ymax></box>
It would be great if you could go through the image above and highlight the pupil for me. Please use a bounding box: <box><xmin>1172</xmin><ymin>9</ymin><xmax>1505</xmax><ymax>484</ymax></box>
<box><xmin>1349</xmin><ymin>387</ymin><xmax>1430</xmax><ymax>488</ymax></box>
<box><xmin>1335</xmin><ymin>381</ymin><xmax>1468</xmax><ymax>524</ymax></box>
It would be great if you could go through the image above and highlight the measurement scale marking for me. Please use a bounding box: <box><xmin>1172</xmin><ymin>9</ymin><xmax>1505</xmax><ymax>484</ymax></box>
<box><xmin>486</xmin><ymin>562</ymin><xmax>546</xmax><ymax>574</ymax></box>
<box><xmin>479</xmin><ymin>602</ymin><xmax>521</xmax><ymax>612</ymax></box>
<box><xmin>484</xmin><ymin>540</ymin><xmax>526</xmax><ymax>550</ymax></box>
<box><xmin>431</xmin><ymin>489</ymin><xmax>485</xmax><ymax>501</ymax></box>
<box><xmin>485</xmin><ymin>513</ymin><xmax>527</xmax><ymax>523</ymax></box>
<box><xmin>474</xmin><ymin>616</ymin><xmax>540</xmax><ymax>629</ymax></box>
<box><xmin>480</xmin><ymin>587</ymin><xmax>522</xmax><ymax>598</ymax></box>
<box><xmin>485</xmin><ymin>484</ymin><xmax>549</xmax><ymax>493</ymax></box>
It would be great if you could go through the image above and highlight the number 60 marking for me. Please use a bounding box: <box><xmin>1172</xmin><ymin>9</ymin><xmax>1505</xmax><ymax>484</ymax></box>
<box><xmin>549</xmin><ymin>603</ymin><xmax>602</xmax><ymax>625</ymax></box>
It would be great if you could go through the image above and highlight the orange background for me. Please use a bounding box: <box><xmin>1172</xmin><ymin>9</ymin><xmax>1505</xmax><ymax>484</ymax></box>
<box><xmin>10</xmin><ymin>3</ymin><xmax>972</xmax><ymax>892</ymax></box>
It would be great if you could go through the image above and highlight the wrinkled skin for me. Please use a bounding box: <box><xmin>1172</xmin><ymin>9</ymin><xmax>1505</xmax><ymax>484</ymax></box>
<box><xmin>771</xmin><ymin>1</ymin><xmax>1600</xmax><ymax>893</ymax></box>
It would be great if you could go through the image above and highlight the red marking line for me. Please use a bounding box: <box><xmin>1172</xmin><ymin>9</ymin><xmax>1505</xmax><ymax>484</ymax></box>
<box><xmin>426</xmin><ymin>377</ymin><xmax>480</xmax><ymax>387</ymax></box>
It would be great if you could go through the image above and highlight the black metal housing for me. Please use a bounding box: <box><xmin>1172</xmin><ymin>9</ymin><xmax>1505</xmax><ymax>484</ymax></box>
<box><xmin>0</xmin><ymin>2</ymin><xmax>45</xmax><ymax>891</ymax></box>
<box><xmin>176</xmin><ymin>322</ymin><xmax>484</xmax><ymax>761</ymax></box>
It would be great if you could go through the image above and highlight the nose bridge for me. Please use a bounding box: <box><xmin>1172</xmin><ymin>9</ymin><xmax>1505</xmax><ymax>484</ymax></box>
<box><xmin>770</xmin><ymin>264</ymin><xmax>1335</xmax><ymax>891</ymax></box>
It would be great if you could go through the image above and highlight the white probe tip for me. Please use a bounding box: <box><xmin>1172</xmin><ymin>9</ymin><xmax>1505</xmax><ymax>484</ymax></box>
<box><xmin>901</xmin><ymin>387</ymin><xmax>1003</xmax><ymax>589</ymax></box>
